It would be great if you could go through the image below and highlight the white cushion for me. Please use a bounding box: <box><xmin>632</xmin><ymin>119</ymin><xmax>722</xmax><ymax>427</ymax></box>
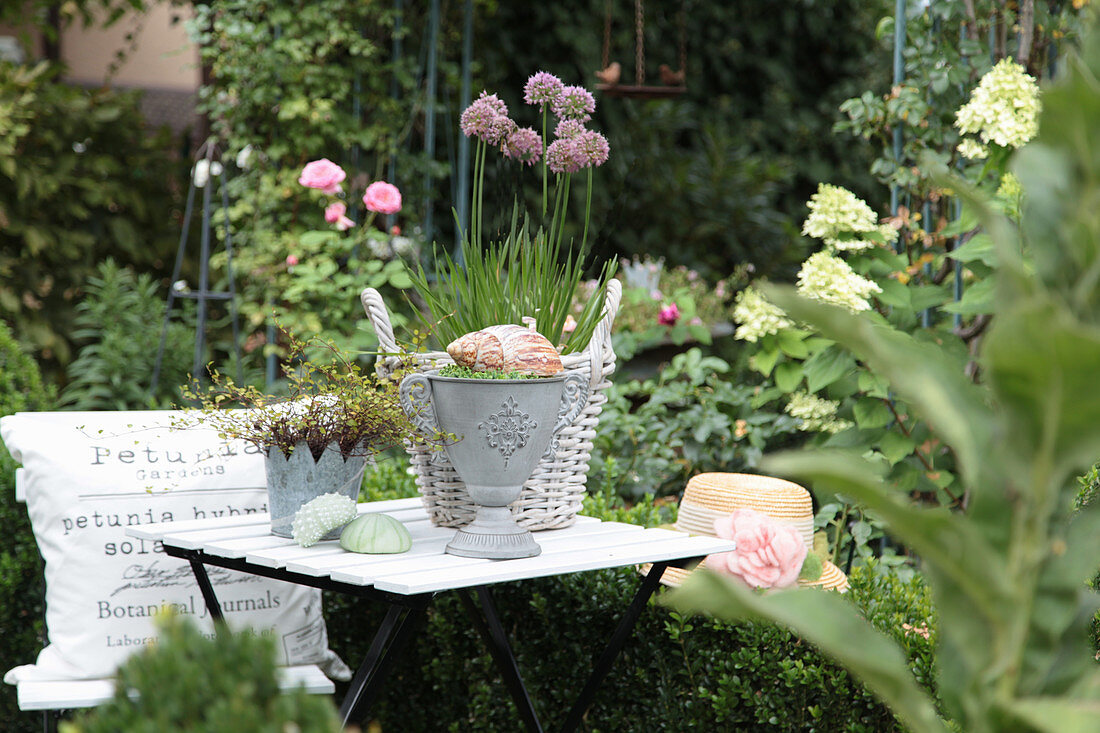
<box><xmin>16</xmin><ymin>664</ymin><xmax>335</xmax><ymax>711</ymax></box>
<box><xmin>1</xmin><ymin>410</ymin><xmax>348</xmax><ymax>684</ymax></box>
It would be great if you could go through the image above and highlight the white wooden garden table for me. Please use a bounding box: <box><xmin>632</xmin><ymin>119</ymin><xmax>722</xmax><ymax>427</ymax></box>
<box><xmin>127</xmin><ymin>497</ymin><xmax>734</xmax><ymax>731</ymax></box>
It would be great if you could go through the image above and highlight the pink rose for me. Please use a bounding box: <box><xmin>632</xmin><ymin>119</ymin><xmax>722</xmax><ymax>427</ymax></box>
<box><xmin>390</xmin><ymin>224</ymin><xmax>401</xmax><ymax>236</ymax></box>
<box><xmin>363</xmin><ymin>181</ymin><xmax>402</xmax><ymax>214</ymax></box>
<box><xmin>658</xmin><ymin>303</ymin><xmax>680</xmax><ymax>326</ymax></box>
<box><xmin>706</xmin><ymin>508</ymin><xmax>807</xmax><ymax>589</ymax></box>
<box><xmin>323</xmin><ymin>201</ymin><xmax>355</xmax><ymax>230</ymax></box>
<box><xmin>298</xmin><ymin>159</ymin><xmax>346</xmax><ymax>194</ymax></box>
<box><xmin>285</xmin><ymin>254</ymin><xmax>299</xmax><ymax>266</ymax></box>
<box><xmin>324</xmin><ymin>201</ymin><xmax>347</xmax><ymax>224</ymax></box>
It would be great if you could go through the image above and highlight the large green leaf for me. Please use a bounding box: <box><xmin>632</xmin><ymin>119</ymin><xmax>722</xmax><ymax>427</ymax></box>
<box><xmin>1019</xmin><ymin>502</ymin><xmax>1100</xmax><ymax>696</ymax></box>
<box><xmin>762</xmin><ymin>450</ymin><xmax>1014</xmax><ymax>625</ymax></box>
<box><xmin>668</xmin><ymin>570</ymin><xmax>949</xmax><ymax>733</ymax></box>
<box><xmin>802</xmin><ymin>344</ymin><xmax>856</xmax><ymax>393</ymax></box>
<box><xmin>763</xmin><ymin>285</ymin><xmax>991</xmax><ymax>489</ymax></box>
<box><xmin>1006</xmin><ymin>698</ymin><xmax>1100</xmax><ymax>733</ymax></box>
<box><xmin>983</xmin><ymin>302</ymin><xmax>1100</xmax><ymax>485</ymax></box>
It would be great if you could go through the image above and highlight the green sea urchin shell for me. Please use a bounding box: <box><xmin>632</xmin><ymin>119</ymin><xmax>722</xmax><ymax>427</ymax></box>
<box><xmin>339</xmin><ymin>513</ymin><xmax>412</xmax><ymax>554</ymax></box>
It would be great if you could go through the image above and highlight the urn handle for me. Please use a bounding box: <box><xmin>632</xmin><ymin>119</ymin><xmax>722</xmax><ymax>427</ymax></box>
<box><xmin>543</xmin><ymin>372</ymin><xmax>590</xmax><ymax>460</ymax></box>
<box><xmin>399</xmin><ymin>374</ymin><xmax>439</xmax><ymax>439</ymax></box>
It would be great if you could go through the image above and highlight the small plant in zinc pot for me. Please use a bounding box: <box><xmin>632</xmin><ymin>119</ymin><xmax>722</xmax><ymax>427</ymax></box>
<box><xmin>400</xmin><ymin>325</ymin><xmax>589</xmax><ymax>559</ymax></box>
<box><xmin>178</xmin><ymin>333</ymin><xmax>419</xmax><ymax>537</ymax></box>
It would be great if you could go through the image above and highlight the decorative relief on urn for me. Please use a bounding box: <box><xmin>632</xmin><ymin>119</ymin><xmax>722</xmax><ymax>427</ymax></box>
<box><xmin>478</xmin><ymin>395</ymin><xmax>537</xmax><ymax>468</ymax></box>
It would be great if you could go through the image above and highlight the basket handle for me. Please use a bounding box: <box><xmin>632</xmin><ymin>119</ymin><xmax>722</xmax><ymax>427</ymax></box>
<box><xmin>361</xmin><ymin>287</ymin><xmax>400</xmax><ymax>355</ymax></box>
<box><xmin>585</xmin><ymin>278</ymin><xmax>622</xmax><ymax>388</ymax></box>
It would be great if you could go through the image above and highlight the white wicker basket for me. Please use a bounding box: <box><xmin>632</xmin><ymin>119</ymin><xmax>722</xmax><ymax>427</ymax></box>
<box><xmin>361</xmin><ymin>279</ymin><xmax>621</xmax><ymax>530</ymax></box>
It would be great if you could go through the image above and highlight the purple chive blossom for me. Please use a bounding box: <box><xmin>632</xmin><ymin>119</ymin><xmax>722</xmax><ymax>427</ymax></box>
<box><xmin>503</xmin><ymin>127</ymin><xmax>543</xmax><ymax>165</ymax></box>
<box><xmin>572</xmin><ymin>130</ymin><xmax>610</xmax><ymax>168</ymax></box>
<box><xmin>484</xmin><ymin>115</ymin><xmax>518</xmax><ymax>146</ymax></box>
<box><xmin>524</xmin><ymin>71</ymin><xmax>564</xmax><ymax>106</ymax></box>
<box><xmin>460</xmin><ymin>92</ymin><xmax>509</xmax><ymax>140</ymax></box>
<box><xmin>545</xmin><ymin>138</ymin><xmax>582</xmax><ymax>174</ymax></box>
<box><xmin>554</xmin><ymin>119</ymin><xmax>586</xmax><ymax>139</ymax></box>
<box><xmin>551</xmin><ymin>85</ymin><xmax>596</xmax><ymax>122</ymax></box>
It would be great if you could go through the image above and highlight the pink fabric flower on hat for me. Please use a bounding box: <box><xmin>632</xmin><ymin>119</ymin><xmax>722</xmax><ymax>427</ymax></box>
<box><xmin>363</xmin><ymin>181</ymin><xmax>402</xmax><ymax>215</ymax></box>
<box><xmin>706</xmin><ymin>508</ymin><xmax>807</xmax><ymax>590</ymax></box>
<box><xmin>658</xmin><ymin>303</ymin><xmax>680</xmax><ymax>326</ymax></box>
<box><xmin>298</xmin><ymin>158</ymin><xmax>346</xmax><ymax>194</ymax></box>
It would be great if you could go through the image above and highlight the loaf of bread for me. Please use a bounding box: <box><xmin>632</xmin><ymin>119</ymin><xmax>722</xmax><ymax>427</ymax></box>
<box><xmin>446</xmin><ymin>324</ymin><xmax>563</xmax><ymax>376</ymax></box>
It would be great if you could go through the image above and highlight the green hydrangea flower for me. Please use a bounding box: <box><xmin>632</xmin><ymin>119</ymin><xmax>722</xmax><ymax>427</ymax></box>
<box><xmin>955</xmin><ymin>58</ymin><xmax>1041</xmax><ymax>149</ymax></box>
<box><xmin>733</xmin><ymin>286</ymin><xmax>792</xmax><ymax>343</ymax></box>
<box><xmin>802</xmin><ymin>183</ymin><xmax>882</xmax><ymax>252</ymax></box>
<box><xmin>796</xmin><ymin>251</ymin><xmax>882</xmax><ymax>313</ymax></box>
<box><xmin>785</xmin><ymin>391</ymin><xmax>852</xmax><ymax>434</ymax></box>
<box><xmin>957</xmin><ymin>138</ymin><xmax>990</xmax><ymax>160</ymax></box>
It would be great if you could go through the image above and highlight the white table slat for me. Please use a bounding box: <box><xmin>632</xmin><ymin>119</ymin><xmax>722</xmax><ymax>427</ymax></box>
<box><xmin>203</xmin><ymin>534</ymin><xmax>296</xmax><ymax>558</ymax></box>
<box><xmin>243</xmin><ymin>518</ymin><xmax>442</xmax><ymax>568</ymax></box>
<box><xmin>286</xmin><ymin>536</ymin><xmax>455</xmax><ymax>576</ymax></box>
<box><xmin>373</xmin><ymin>532</ymin><xmax>735</xmax><ymax>594</ymax></box>
<box><xmin>285</xmin><ymin>518</ymin><xmax>631</xmax><ymax>577</ymax></box>
<box><xmin>127</xmin><ymin>496</ymin><xmax>424</xmax><ymax>540</ymax></box>
<box><xmin>162</xmin><ymin>523</ymin><xmax>275</xmax><ymax>550</ymax></box>
<box><xmin>330</xmin><ymin>522</ymin><xmax>651</xmax><ymax>587</ymax></box>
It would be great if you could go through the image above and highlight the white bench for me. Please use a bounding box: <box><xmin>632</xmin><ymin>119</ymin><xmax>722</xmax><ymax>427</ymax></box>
<box><xmin>10</xmin><ymin>465</ymin><xmax>335</xmax><ymax>731</ymax></box>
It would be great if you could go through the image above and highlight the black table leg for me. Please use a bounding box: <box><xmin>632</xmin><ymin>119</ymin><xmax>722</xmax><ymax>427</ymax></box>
<box><xmin>557</xmin><ymin>560</ymin><xmax>671</xmax><ymax>733</ymax></box>
<box><xmin>339</xmin><ymin>599</ymin><xmax>429</xmax><ymax>727</ymax></box>
<box><xmin>188</xmin><ymin>557</ymin><xmax>224</xmax><ymax>622</ymax></box>
<box><xmin>460</xmin><ymin>587</ymin><xmax>543</xmax><ymax>733</ymax></box>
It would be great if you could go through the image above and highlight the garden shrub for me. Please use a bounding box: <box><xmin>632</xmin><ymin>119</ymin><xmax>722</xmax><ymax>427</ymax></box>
<box><xmin>323</xmin><ymin>479</ymin><xmax>937</xmax><ymax>732</ymax></box>
<box><xmin>0</xmin><ymin>322</ymin><xmax>55</xmax><ymax>732</ymax></box>
<box><xmin>590</xmin><ymin>348</ymin><xmax>803</xmax><ymax>499</ymax></box>
<box><xmin>0</xmin><ymin>61</ymin><xmax>186</xmax><ymax>381</ymax></box>
<box><xmin>60</xmin><ymin>259</ymin><xmax>195</xmax><ymax>410</ymax></box>
<box><xmin>189</xmin><ymin>0</ymin><xmax>447</xmax><ymax>360</ymax></box>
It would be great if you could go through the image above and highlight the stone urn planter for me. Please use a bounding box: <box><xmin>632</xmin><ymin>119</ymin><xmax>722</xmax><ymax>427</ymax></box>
<box><xmin>264</xmin><ymin>441</ymin><xmax>367</xmax><ymax>538</ymax></box>
<box><xmin>399</xmin><ymin>371</ymin><xmax>589</xmax><ymax>559</ymax></box>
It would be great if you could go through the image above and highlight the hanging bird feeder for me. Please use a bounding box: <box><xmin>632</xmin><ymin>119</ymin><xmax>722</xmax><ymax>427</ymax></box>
<box><xmin>596</xmin><ymin>0</ymin><xmax>687</xmax><ymax>99</ymax></box>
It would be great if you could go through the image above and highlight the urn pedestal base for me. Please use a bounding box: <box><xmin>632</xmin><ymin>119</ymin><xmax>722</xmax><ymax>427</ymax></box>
<box><xmin>445</xmin><ymin>505</ymin><xmax>542</xmax><ymax>559</ymax></box>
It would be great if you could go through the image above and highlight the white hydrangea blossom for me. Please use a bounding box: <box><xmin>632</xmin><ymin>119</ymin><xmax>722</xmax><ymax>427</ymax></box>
<box><xmin>956</xmin><ymin>138</ymin><xmax>990</xmax><ymax>160</ymax></box>
<box><xmin>391</xmin><ymin>235</ymin><xmax>417</xmax><ymax>257</ymax></box>
<box><xmin>954</xmin><ymin>58</ymin><xmax>1041</xmax><ymax>149</ymax></box>
<box><xmin>785</xmin><ymin>392</ymin><xmax>852</xmax><ymax>434</ymax></box>
<box><xmin>732</xmin><ymin>286</ymin><xmax>792</xmax><ymax>343</ymax></box>
<box><xmin>877</xmin><ymin>223</ymin><xmax>899</xmax><ymax>248</ymax></box>
<box><xmin>797</xmin><ymin>251</ymin><xmax>882</xmax><ymax>313</ymax></box>
<box><xmin>802</xmin><ymin>183</ymin><xmax>882</xmax><ymax>252</ymax></box>
<box><xmin>367</xmin><ymin>237</ymin><xmax>393</xmax><ymax>259</ymax></box>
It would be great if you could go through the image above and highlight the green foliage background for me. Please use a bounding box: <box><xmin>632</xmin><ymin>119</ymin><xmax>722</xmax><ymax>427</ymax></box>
<box><xmin>470</xmin><ymin>0</ymin><xmax>886</xmax><ymax>281</ymax></box>
<box><xmin>0</xmin><ymin>321</ymin><xmax>55</xmax><ymax>731</ymax></box>
<box><xmin>0</xmin><ymin>61</ymin><xmax>186</xmax><ymax>382</ymax></box>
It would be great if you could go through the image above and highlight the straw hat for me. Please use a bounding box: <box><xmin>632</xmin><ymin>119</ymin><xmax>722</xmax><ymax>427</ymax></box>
<box><xmin>646</xmin><ymin>472</ymin><xmax>849</xmax><ymax>592</ymax></box>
